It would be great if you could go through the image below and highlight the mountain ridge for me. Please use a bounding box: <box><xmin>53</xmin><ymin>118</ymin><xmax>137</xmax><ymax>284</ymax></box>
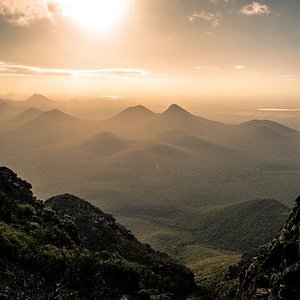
<box><xmin>0</xmin><ymin>166</ymin><xmax>196</xmax><ymax>299</ymax></box>
<box><xmin>221</xmin><ymin>196</ymin><xmax>300</xmax><ymax>299</ymax></box>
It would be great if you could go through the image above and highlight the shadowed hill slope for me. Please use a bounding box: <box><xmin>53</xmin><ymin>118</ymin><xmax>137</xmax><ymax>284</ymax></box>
<box><xmin>221</xmin><ymin>196</ymin><xmax>300</xmax><ymax>300</ymax></box>
<box><xmin>23</xmin><ymin>94</ymin><xmax>58</xmax><ymax>110</ymax></box>
<box><xmin>0</xmin><ymin>166</ymin><xmax>195</xmax><ymax>299</ymax></box>
<box><xmin>79</xmin><ymin>132</ymin><xmax>134</xmax><ymax>156</ymax></box>
<box><xmin>190</xmin><ymin>199</ymin><xmax>290</xmax><ymax>252</ymax></box>
<box><xmin>10</xmin><ymin>107</ymin><xmax>43</xmax><ymax>125</ymax></box>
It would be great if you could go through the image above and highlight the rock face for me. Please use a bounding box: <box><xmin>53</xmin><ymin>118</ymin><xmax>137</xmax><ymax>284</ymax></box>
<box><xmin>227</xmin><ymin>196</ymin><xmax>300</xmax><ymax>300</ymax></box>
<box><xmin>0</xmin><ymin>167</ymin><xmax>195</xmax><ymax>299</ymax></box>
<box><xmin>46</xmin><ymin>194</ymin><xmax>195</xmax><ymax>288</ymax></box>
<box><xmin>0</xmin><ymin>166</ymin><xmax>34</xmax><ymax>203</ymax></box>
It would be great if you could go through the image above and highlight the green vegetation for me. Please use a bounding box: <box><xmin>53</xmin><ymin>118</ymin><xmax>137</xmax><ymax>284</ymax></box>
<box><xmin>183</xmin><ymin>245</ymin><xmax>240</xmax><ymax>286</ymax></box>
<box><xmin>118</xmin><ymin>199</ymin><xmax>289</xmax><ymax>262</ymax></box>
<box><xmin>0</xmin><ymin>167</ymin><xmax>195</xmax><ymax>299</ymax></box>
<box><xmin>219</xmin><ymin>198</ymin><xmax>300</xmax><ymax>299</ymax></box>
<box><xmin>0</xmin><ymin>104</ymin><xmax>298</xmax><ymax>277</ymax></box>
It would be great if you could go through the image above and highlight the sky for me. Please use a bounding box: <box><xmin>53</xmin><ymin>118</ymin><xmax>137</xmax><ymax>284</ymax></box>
<box><xmin>0</xmin><ymin>0</ymin><xmax>300</xmax><ymax>100</ymax></box>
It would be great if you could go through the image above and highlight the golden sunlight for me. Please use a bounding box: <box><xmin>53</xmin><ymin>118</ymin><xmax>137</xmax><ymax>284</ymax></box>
<box><xmin>59</xmin><ymin>0</ymin><xmax>128</xmax><ymax>30</ymax></box>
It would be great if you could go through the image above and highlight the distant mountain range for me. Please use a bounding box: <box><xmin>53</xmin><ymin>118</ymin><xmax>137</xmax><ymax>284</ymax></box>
<box><xmin>0</xmin><ymin>96</ymin><xmax>299</xmax><ymax>299</ymax></box>
<box><xmin>0</xmin><ymin>97</ymin><xmax>299</xmax><ymax>266</ymax></box>
<box><xmin>24</xmin><ymin>93</ymin><xmax>58</xmax><ymax>110</ymax></box>
<box><xmin>12</xmin><ymin>107</ymin><xmax>43</xmax><ymax>124</ymax></box>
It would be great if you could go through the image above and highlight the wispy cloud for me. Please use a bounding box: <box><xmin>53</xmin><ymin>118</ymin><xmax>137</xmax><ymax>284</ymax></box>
<box><xmin>188</xmin><ymin>11</ymin><xmax>223</xmax><ymax>27</ymax></box>
<box><xmin>234</xmin><ymin>65</ymin><xmax>247</xmax><ymax>70</ymax></box>
<box><xmin>0</xmin><ymin>61</ymin><xmax>150</xmax><ymax>78</ymax></box>
<box><xmin>0</xmin><ymin>0</ymin><xmax>60</xmax><ymax>26</ymax></box>
<box><xmin>234</xmin><ymin>65</ymin><xmax>263</xmax><ymax>75</ymax></box>
<box><xmin>280</xmin><ymin>74</ymin><xmax>293</xmax><ymax>79</ymax></box>
<box><xmin>194</xmin><ymin>66</ymin><xmax>221</xmax><ymax>71</ymax></box>
<box><xmin>209</xmin><ymin>0</ymin><xmax>233</xmax><ymax>3</ymax></box>
<box><xmin>240</xmin><ymin>2</ymin><xmax>271</xmax><ymax>16</ymax></box>
<box><xmin>257</xmin><ymin>108</ymin><xmax>300</xmax><ymax>112</ymax></box>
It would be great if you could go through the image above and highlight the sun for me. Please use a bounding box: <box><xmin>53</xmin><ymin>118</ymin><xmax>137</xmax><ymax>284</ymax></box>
<box><xmin>59</xmin><ymin>0</ymin><xmax>128</xmax><ymax>30</ymax></box>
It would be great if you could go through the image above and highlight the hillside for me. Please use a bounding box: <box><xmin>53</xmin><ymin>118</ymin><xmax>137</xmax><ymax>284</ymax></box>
<box><xmin>157</xmin><ymin>104</ymin><xmax>225</xmax><ymax>135</ymax></box>
<box><xmin>0</xmin><ymin>100</ymin><xmax>11</xmax><ymax>114</ymax></box>
<box><xmin>0</xmin><ymin>166</ymin><xmax>195</xmax><ymax>299</ymax></box>
<box><xmin>0</xmin><ymin>104</ymin><xmax>299</xmax><ymax>275</ymax></box>
<box><xmin>79</xmin><ymin>132</ymin><xmax>135</xmax><ymax>156</ymax></box>
<box><xmin>23</xmin><ymin>94</ymin><xmax>58</xmax><ymax>110</ymax></box>
<box><xmin>112</xmin><ymin>105</ymin><xmax>156</xmax><ymax>122</ymax></box>
<box><xmin>190</xmin><ymin>199</ymin><xmax>290</xmax><ymax>252</ymax></box>
<box><xmin>10</xmin><ymin>107</ymin><xmax>43</xmax><ymax>125</ymax></box>
<box><xmin>204</xmin><ymin>119</ymin><xmax>300</xmax><ymax>164</ymax></box>
<box><xmin>97</xmin><ymin>104</ymin><xmax>227</xmax><ymax>139</ymax></box>
<box><xmin>221</xmin><ymin>196</ymin><xmax>300</xmax><ymax>299</ymax></box>
<box><xmin>0</xmin><ymin>100</ymin><xmax>22</xmax><ymax>117</ymax></box>
<box><xmin>120</xmin><ymin>199</ymin><xmax>290</xmax><ymax>264</ymax></box>
<box><xmin>2</xmin><ymin>109</ymin><xmax>93</xmax><ymax>148</ymax></box>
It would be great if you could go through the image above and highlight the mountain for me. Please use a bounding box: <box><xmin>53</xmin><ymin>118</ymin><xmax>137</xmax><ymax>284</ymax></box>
<box><xmin>0</xmin><ymin>100</ymin><xmax>13</xmax><ymax>116</ymax></box>
<box><xmin>99</xmin><ymin>104</ymin><xmax>227</xmax><ymax>139</ymax></box>
<box><xmin>1</xmin><ymin>109</ymin><xmax>91</xmax><ymax>148</ymax></box>
<box><xmin>113</xmin><ymin>105</ymin><xmax>155</xmax><ymax>122</ymax></box>
<box><xmin>240</xmin><ymin>119</ymin><xmax>298</xmax><ymax>134</ymax></box>
<box><xmin>147</xmin><ymin>104</ymin><xmax>227</xmax><ymax>137</ymax></box>
<box><xmin>221</xmin><ymin>196</ymin><xmax>300</xmax><ymax>299</ymax></box>
<box><xmin>0</xmin><ymin>100</ymin><xmax>25</xmax><ymax>123</ymax></box>
<box><xmin>79</xmin><ymin>132</ymin><xmax>134</xmax><ymax>156</ymax></box>
<box><xmin>11</xmin><ymin>107</ymin><xmax>43</xmax><ymax>125</ymax></box>
<box><xmin>0</xmin><ymin>103</ymin><xmax>299</xmax><ymax>281</ymax></box>
<box><xmin>29</xmin><ymin>109</ymin><xmax>78</xmax><ymax>124</ymax></box>
<box><xmin>127</xmin><ymin>198</ymin><xmax>290</xmax><ymax>263</ymax></box>
<box><xmin>203</xmin><ymin>118</ymin><xmax>300</xmax><ymax>164</ymax></box>
<box><xmin>151</xmin><ymin>129</ymin><xmax>232</xmax><ymax>155</ymax></box>
<box><xmin>163</xmin><ymin>104</ymin><xmax>194</xmax><ymax>117</ymax></box>
<box><xmin>23</xmin><ymin>94</ymin><xmax>57</xmax><ymax>110</ymax></box>
<box><xmin>0</xmin><ymin>166</ymin><xmax>196</xmax><ymax>299</ymax></box>
<box><xmin>237</xmin><ymin>119</ymin><xmax>299</xmax><ymax>142</ymax></box>
<box><xmin>155</xmin><ymin>104</ymin><xmax>226</xmax><ymax>136</ymax></box>
<box><xmin>20</xmin><ymin>109</ymin><xmax>85</xmax><ymax>136</ymax></box>
<box><xmin>190</xmin><ymin>199</ymin><xmax>290</xmax><ymax>252</ymax></box>
<box><xmin>0</xmin><ymin>99</ymin><xmax>10</xmax><ymax>108</ymax></box>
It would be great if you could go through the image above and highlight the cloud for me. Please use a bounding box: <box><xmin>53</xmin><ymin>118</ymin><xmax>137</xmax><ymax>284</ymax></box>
<box><xmin>210</xmin><ymin>0</ymin><xmax>233</xmax><ymax>3</ymax></box>
<box><xmin>240</xmin><ymin>2</ymin><xmax>271</xmax><ymax>16</ymax></box>
<box><xmin>280</xmin><ymin>74</ymin><xmax>293</xmax><ymax>79</ymax></box>
<box><xmin>0</xmin><ymin>61</ymin><xmax>150</xmax><ymax>78</ymax></box>
<box><xmin>194</xmin><ymin>66</ymin><xmax>221</xmax><ymax>71</ymax></box>
<box><xmin>188</xmin><ymin>11</ymin><xmax>223</xmax><ymax>27</ymax></box>
<box><xmin>234</xmin><ymin>65</ymin><xmax>247</xmax><ymax>70</ymax></box>
<box><xmin>0</xmin><ymin>0</ymin><xmax>61</xmax><ymax>26</ymax></box>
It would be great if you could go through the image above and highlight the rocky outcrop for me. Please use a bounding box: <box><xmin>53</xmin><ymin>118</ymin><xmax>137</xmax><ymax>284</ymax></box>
<box><xmin>45</xmin><ymin>193</ymin><xmax>196</xmax><ymax>293</ymax></box>
<box><xmin>0</xmin><ymin>167</ymin><xmax>196</xmax><ymax>299</ymax></box>
<box><xmin>226</xmin><ymin>196</ymin><xmax>300</xmax><ymax>299</ymax></box>
<box><xmin>0</xmin><ymin>167</ymin><xmax>34</xmax><ymax>203</ymax></box>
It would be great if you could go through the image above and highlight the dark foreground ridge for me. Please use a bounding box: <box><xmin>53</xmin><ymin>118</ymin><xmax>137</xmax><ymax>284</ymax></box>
<box><xmin>0</xmin><ymin>167</ymin><xmax>195</xmax><ymax>299</ymax></box>
<box><xmin>222</xmin><ymin>196</ymin><xmax>300</xmax><ymax>299</ymax></box>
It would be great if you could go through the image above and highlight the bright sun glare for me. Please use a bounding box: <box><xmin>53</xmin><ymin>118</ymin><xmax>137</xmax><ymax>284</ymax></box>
<box><xmin>59</xmin><ymin>0</ymin><xmax>128</xmax><ymax>30</ymax></box>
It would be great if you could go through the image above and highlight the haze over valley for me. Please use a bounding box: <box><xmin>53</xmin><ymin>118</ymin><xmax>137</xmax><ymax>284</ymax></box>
<box><xmin>1</xmin><ymin>0</ymin><xmax>300</xmax><ymax>298</ymax></box>
<box><xmin>0</xmin><ymin>94</ymin><xmax>299</xmax><ymax>261</ymax></box>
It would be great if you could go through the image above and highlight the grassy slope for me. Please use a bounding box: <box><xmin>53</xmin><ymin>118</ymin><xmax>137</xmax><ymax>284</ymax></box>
<box><xmin>183</xmin><ymin>245</ymin><xmax>240</xmax><ymax>286</ymax></box>
<box><xmin>117</xmin><ymin>199</ymin><xmax>289</xmax><ymax>256</ymax></box>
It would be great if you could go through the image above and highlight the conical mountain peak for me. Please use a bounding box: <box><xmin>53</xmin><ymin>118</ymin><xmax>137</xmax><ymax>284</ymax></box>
<box><xmin>163</xmin><ymin>104</ymin><xmax>193</xmax><ymax>116</ymax></box>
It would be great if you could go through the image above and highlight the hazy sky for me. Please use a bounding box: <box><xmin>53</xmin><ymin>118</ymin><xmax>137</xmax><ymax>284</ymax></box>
<box><xmin>0</xmin><ymin>0</ymin><xmax>299</xmax><ymax>100</ymax></box>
